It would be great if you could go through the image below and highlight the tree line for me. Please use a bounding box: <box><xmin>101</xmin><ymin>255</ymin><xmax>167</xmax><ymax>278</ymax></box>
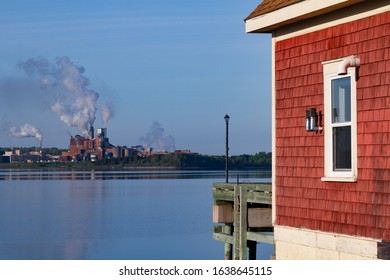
<box><xmin>97</xmin><ymin>151</ymin><xmax>272</xmax><ymax>170</ymax></box>
<box><xmin>0</xmin><ymin>147</ymin><xmax>271</xmax><ymax>170</ymax></box>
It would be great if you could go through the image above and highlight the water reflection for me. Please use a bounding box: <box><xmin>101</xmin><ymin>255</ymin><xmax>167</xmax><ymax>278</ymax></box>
<box><xmin>0</xmin><ymin>179</ymin><xmax>109</xmax><ymax>259</ymax></box>
<box><xmin>0</xmin><ymin>169</ymin><xmax>271</xmax><ymax>181</ymax></box>
<box><xmin>0</xmin><ymin>170</ymin><xmax>273</xmax><ymax>260</ymax></box>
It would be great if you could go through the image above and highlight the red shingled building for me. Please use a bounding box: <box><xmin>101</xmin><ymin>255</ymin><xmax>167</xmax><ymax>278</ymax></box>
<box><xmin>245</xmin><ymin>0</ymin><xmax>390</xmax><ymax>259</ymax></box>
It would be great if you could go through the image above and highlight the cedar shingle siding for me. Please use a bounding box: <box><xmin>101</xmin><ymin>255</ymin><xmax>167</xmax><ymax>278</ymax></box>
<box><xmin>275</xmin><ymin>11</ymin><xmax>390</xmax><ymax>240</ymax></box>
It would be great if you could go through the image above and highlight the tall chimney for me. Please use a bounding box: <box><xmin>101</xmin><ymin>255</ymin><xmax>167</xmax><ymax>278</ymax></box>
<box><xmin>40</xmin><ymin>139</ymin><xmax>42</xmax><ymax>162</ymax></box>
<box><xmin>89</xmin><ymin>125</ymin><xmax>94</xmax><ymax>140</ymax></box>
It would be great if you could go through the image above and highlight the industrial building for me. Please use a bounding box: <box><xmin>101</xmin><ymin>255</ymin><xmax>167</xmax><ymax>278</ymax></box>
<box><xmin>60</xmin><ymin>126</ymin><xmax>133</xmax><ymax>162</ymax></box>
<box><xmin>2</xmin><ymin>126</ymin><xmax>191</xmax><ymax>163</ymax></box>
<box><xmin>1</xmin><ymin>150</ymin><xmax>40</xmax><ymax>163</ymax></box>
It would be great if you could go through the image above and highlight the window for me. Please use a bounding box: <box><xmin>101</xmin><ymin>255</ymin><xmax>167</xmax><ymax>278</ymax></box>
<box><xmin>322</xmin><ymin>59</ymin><xmax>357</xmax><ymax>182</ymax></box>
<box><xmin>332</xmin><ymin>77</ymin><xmax>351</xmax><ymax>170</ymax></box>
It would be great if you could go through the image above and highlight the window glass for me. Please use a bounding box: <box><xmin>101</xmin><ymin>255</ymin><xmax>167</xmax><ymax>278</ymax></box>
<box><xmin>333</xmin><ymin>126</ymin><xmax>351</xmax><ymax>170</ymax></box>
<box><xmin>331</xmin><ymin>77</ymin><xmax>351</xmax><ymax>123</ymax></box>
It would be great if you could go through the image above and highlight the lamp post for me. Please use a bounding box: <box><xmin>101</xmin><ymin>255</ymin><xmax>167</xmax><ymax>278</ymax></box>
<box><xmin>224</xmin><ymin>114</ymin><xmax>230</xmax><ymax>183</ymax></box>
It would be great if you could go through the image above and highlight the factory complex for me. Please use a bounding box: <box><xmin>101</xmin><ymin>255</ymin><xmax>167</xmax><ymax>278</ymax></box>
<box><xmin>60</xmin><ymin>126</ymin><xmax>127</xmax><ymax>162</ymax></box>
<box><xmin>1</xmin><ymin>126</ymin><xmax>192</xmax><ymax>163</ymax></box>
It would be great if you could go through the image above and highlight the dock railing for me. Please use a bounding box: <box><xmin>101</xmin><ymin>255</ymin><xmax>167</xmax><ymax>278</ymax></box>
<box><xmin>212</xmin><ymin>182</ymin><xmax>273</xmax><ymax>260</ymax></box>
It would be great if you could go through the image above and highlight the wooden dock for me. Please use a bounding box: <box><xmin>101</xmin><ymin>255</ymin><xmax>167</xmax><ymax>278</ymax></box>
<box><xmin>212</xmin><ymin>182</ymin><xmax>273</xmax><ymax>260</ymax></box>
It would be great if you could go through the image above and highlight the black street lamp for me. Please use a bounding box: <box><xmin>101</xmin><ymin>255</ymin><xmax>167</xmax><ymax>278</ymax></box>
<box><xmin>224</xmin><ymin>114</ymin><xmax>230</xmax><ymax>183</ymax></box>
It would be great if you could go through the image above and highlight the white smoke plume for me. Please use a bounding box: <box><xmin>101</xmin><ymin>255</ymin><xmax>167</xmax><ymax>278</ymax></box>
<box><xmin>18</xmin><ymin>56</ymin><xmax>108</xmax><ymax>135</ymax></box>
<box><xmin>10</xmin><ymin>123</ymin><xmax>43</xmax><ymax>142</ymax></box>
<box><xmin>100</xmin><ymin>103</ymin><xmax>114</xmax><ymax>127</ymax></box>
<box><xmin>139</xmin><ymin>121</ymin><xmax>175</xmax><ymax>152</ymax></box>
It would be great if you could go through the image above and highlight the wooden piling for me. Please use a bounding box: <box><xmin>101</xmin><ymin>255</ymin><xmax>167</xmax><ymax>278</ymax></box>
<box><xmin>234</xmin><ymin>184</ymin><xmax>247</xmax><ymax>260</ymax></box>
<box><xmin>248</xmin><ymin>240</ymin><xmax>257</xmax><ymax>260</ymax></box>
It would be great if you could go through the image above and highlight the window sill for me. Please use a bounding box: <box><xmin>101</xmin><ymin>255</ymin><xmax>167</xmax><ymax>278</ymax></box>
<box><xmin>321</xmin><ymin>177</ymin><xmax>357</xmax><ymax>183</ymax></box>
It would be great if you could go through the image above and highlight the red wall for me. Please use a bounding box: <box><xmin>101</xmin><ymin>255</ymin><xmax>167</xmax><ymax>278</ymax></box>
<box><xmin>275</xmin><ymin>11</ymin><xmax>390</xmax><ymax>240</ymax></box>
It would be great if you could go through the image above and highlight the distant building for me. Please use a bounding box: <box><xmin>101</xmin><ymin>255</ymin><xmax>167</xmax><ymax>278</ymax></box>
<box><xmin>136</xmin><ymin>147</ymin><xmax>168</xmax><ymax>158</ymax></box>
<box><xmin>111</xmin><ymin>145</ymin><xmax>134</xmax><ymax>158</ymax></box>
<box><xmin>2</xmin><ymin>149</ymin><xmax>41</xmax><ymax>163</ymax></box>
<box><xmin>174</xmin><ymin>150</ymin><xmax>193</xmax><ymax>154</ymax></box>
<box><xmin>60</xmin><ymin>126</ymin><xmax>136</xmax><ymax>162</ymax></box>
<box><xmin>0</xmin><ymin>155</ymin><xmax>10</xmax><ymax>163</ymax></box>
<box><xmin>60</xmin><ymin>126</ymin><xmax>114</xmax><ymax>162</ymax></box>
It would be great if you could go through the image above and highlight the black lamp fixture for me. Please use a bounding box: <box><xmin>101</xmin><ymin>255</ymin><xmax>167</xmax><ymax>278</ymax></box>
<box><xmin>224</xmin><ymin>114</ymin><xmax>230</xmax><ymax>124</ymax></box>
<box><xmin>306</xmin><ymin>108</ymin><xmax>322</xmax><ymax>132</ymax></box>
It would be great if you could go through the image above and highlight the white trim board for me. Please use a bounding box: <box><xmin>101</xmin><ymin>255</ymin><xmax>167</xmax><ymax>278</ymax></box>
<box><xmin>246</xmin><ymin>0</ymin><xmax>390</xmax><ymax>42</ymax></box>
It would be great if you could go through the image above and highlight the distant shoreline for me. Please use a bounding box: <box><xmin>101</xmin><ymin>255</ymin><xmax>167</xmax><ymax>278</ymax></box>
<box><xmin>0</xmin><ymin>162</ymin><xmax>271</xmax><ymax>172</ymax></box>
<box><xmin>0</xmin><ymin>151</ymin><xmax>272</xmax><ymax>171</ymax></box>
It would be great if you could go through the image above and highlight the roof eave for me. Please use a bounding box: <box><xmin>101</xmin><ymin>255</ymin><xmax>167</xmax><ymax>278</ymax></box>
<box><xmin>245</xmin><ymin>0</ymin><xmax>366</xmax><ymax>33</ymax></box>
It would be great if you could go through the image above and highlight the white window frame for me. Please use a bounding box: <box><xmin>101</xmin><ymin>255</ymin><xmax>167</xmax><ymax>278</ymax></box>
<box><xmin>322</xmin><ymin>58</ymin><xmax>357</xmax><ymax>182</ymax></box>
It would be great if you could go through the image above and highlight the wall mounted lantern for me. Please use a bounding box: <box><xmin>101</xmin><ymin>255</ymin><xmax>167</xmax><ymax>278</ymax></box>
<box><xmin>306</xmin><ymin>108</ymin><xmax>322</xmax><ymax>132</ymax></box>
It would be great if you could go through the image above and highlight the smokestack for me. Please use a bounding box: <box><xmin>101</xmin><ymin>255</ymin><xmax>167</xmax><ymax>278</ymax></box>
<box><xmin>40</xmin><ymin>139</ymin><xmax>42</xmax><ymax>162</ymax></box>
<box><xmin>89</xmin><ymin>125</ymin><xmax>94</xmax><ymax>140</ymax></box>
<box><xmin>97</xmin><ymin>128</ymin><xmax>106</xmax><ymax>139</ymax></box>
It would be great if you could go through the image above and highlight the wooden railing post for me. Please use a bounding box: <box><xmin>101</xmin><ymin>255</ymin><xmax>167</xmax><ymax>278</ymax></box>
<box><xmin>234</xmin><ymin>184</ymin><xmax>247</xmax><ymax>260</ymax></box>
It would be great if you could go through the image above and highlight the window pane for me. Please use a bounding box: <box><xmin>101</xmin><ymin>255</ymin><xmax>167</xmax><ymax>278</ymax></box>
<box><xmin>333</xmin><ymin>126</ymin><xmax>351</xmax><ymax>170</ymax></box>
<box><xmin>332</xmin><ymin>77</ymin><xmax>351</xmax><ymax>123</ymax></box>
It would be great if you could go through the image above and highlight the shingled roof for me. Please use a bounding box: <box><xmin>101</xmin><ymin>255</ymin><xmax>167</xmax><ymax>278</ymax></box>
<box><xmin>245</xmin><ymin>0</ymin><xmax>305</xmax><ymax>21</ymax></box>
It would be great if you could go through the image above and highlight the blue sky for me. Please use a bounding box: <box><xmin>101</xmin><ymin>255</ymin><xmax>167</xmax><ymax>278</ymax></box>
<box><xmin>0</xmin><ymin>0</ymin><xmax>271</xmax><ymax>155</ymax></box>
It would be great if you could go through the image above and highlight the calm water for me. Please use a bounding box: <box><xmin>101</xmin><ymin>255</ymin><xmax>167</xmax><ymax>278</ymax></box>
<box><xmin>0</xmin><ymin>169</ymin><xmax>272</xmax><ymax>260</ymax></box>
